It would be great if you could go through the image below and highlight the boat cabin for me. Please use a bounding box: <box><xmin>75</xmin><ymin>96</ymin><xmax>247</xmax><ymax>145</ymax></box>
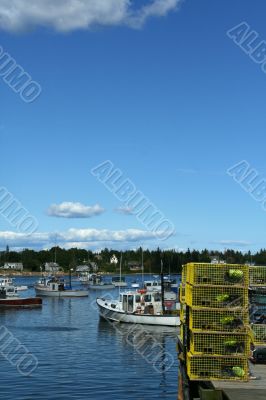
<box><xmin>37</xmin><ymin>277</ymin><xmax>65</xmax><ymax>291</ymax></box>
<box><xmin>112</xmin><ymin>276</ymin><xmax>126</xmax><ymax>284</ymax></box>
<box><xmin>118</xmin><ymin>291</ymin><xmax>162</xmax><ymax>315</ymax></box>
<box><xmin>143</xmin><ymin>280</ymin><xmax>161</xmax><ymax>291</ymax></box>
<box><xmin>0</xmin><ymin>276</ymin><xmax>13</xmax><ymax>287</ymax></box>
<box><xmin>0</xmin><ymin>285</ymin><xmax>18</xmax><ymax>299</ymax></box>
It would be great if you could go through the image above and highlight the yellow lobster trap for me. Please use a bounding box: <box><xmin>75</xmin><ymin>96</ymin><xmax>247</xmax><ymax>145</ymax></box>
<box><xmin>251</xmin><ymin>324</ymin><xmax>266</xmax><ymax>345</ymax></box>
<box><xmin>185</xmin><ymin>284</ymin><xmax>248</xmax><ymax>309</ymax></box>
<box><xmin>186</xmin><ymin>352</ymin><xmax>249</xmax><ymax>381</ymax></box>
<box><xmin>180</xmin><ymin>322</ymin><xmax>186</xmax><ymax>344</ymax></box>
<box><xmin>249</xmin><ymin>266</ymin><xmax>266</xmax><ymax>286</ymax></box>
<box><xmin>186</xmin><ymin>263</ymin><xmax>249</xmax><ymax>286</ymax></box>
<box><xmin>188</xmin><ymin>308</ymin><xmax>249</xmax><ymax>333</ymax></box>
<box><xmin>181</xmin><ymin>264</ymin><xmax>187</xmax><ymax>284</ymax></box>
<box><xmin>179</xmin><ymin>283</ymin><xmax>186</xmax><ymax>304</ymax></box>
<box><xmin>180</xmin><ymin>302</ymin><xmax>186</xmax><ymax>323</ymax></box>
<box><xmin>190</xmin><ymin>331</ymin><xmax>250</xmax><ymax>357</ymax></box>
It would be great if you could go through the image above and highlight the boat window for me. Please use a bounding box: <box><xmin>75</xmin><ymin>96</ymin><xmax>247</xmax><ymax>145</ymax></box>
<box><xmin>144</xmin><ymin>294</ymin><xmax>151</xmax><ymax>302</ymax></box>
<box><xmin>146</xmin><ymin>282</ymin><xmax>151</xmax><ymax>287</ymax></box>
<box><xmin>122</xmin><ymin>295</ymin><xmax>127</xmax><ymax>311</ymax></box>
<box><xmin>128</xmin><ymin>295</ymin><xmax>134</xmax><ymax>312</ymax></box>
<box><xmin>154</xmin><ymin>293</ymin><xmax>161</xmax><ymax>302</ymax></box>
<box><xmin>135</xmin><ymin>295</ymin><xmax>141</xmax><ymax>303</ymax></box>
<box><xmin>153</xmin><ymin>282</ymin><xmax>158</xmax><ymax>286</ymax></box>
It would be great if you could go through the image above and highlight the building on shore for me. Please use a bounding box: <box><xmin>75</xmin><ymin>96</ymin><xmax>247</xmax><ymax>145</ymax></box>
<box><xmin>44</xmin><ymin>262</ymin><xmax>61</xmax><ymax>273</ymax></box>
<box><xmin>2</xmin><ymin>262</ymin><xmax>23</xmax><ymax>271</ymax></box>
<box><xmin>128</xmin><ymin>261</ymin><xmax>142</xmax><ymax>271</ymax></box>
<box><xmin>76</xmin><ymin>262</ymin><xmax>98</xmax><ymax>273</ymax></box>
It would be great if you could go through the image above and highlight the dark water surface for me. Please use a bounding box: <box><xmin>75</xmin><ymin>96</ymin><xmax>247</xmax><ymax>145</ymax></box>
<box><xmin>0</xmin><ymin>275</ymin><xmax>179</xmax><ymax>399</ymax></box>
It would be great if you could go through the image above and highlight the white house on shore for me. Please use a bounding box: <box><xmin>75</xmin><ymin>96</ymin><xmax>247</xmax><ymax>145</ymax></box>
<box><xmin>3</xmin><ymin>262</ymin><xmax>23</xmax><ymax>271</ymax></box>
<box><xmin>110</xmin><ymin>255</ymin><xmax>118</xmax><ymax>264</ymax></box>
<box><xmin>76</xmin><ymin>262</ymin><xmax>98</xmax><ymax>273</ymax></box>
<box><xmin>44</xmin><ymin>262</ymin><xmax>60</xmax><ymax>273</ymax></box>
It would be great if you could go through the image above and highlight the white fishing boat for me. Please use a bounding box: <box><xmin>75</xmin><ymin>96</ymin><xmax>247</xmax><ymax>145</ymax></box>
<box><xmin>111</xmin><ymin>276</ymin><xmax>127</xmax><ymax>287</ymax></box>
<box><xmin>0</xmin><ymin>276</ymin><xmax>28</xmax><ymax>291</ymax></box>
<box><xmin>144</xmin><ymin>280</ymin><xmax>161</xmax><ymax>291</ymax></box>
<box><xmin>78</xmin><ymin>271</ymin><xmax>92</xmax><ymax>284</ymax></box>
<box><xmin>97</xmin><ymin>289</ymin><xmax>180</xmax><ymax>327</ymax></box>
<box><xmin>143</xmin><ymin>279</ymin><xmax>177</xmax><ymax>301</ymax></box>
<box><xmin>34</xmin><ymin>276</ymin><xmax>88</xmax><ymax>297</ymax></box>
<box><xmin>88</xmin><ymin>275</ymin><xmax>115</xmax><ymax>290</ymax></box>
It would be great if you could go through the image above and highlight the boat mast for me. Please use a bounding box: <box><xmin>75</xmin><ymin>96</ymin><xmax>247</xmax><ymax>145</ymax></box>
<box><xmin>119</xmin><ymin>252</ymin><xmax>122</xmax><ymax>296</ymax></box>
<box><xmin>141</xmin><ymin>247</ymin><xmax>144</xmax><ymax>286</ymax></box>
<box><xmin>69</xmin><ymin>268</ymin><xmax>73</xmax><ymax>289</ymax></box>
<box><xmin>160</xmin><ymin>259</ymin><xmax>165</xmax><ymax>314</ymax></box>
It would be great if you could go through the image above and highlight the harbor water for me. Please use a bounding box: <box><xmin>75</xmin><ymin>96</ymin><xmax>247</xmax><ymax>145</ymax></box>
<box><xmin>0</xmin><ymin>275</ymin><xmax>179</xmax><ymax>400</ymax></box>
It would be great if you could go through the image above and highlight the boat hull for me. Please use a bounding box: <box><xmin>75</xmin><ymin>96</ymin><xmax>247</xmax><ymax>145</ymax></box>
<box><xmin>89</xmin><ymin>284</ymin><xmax>115</xmax><ymax>290</ymax></box>
<box><xmin>112</xmin><ymin>282</ymin><xmax>127</xmax><ymax>287</ymax></box>
<box><xmin>96</xmin><ymin>298</ymin><xmax>180</xmax><ymax>327</ymax></box>
<box><xmin>0</xmin><ymin>297</ymin><xmax>42</xmax><ymax>308</ymax></box>
<box><xmin>16</xmin><ymin>286</ymin><xmax>28</xmax><ymax>291</ymax></box>
<box><xmin>35</xmin><ymin>287</ymin><xmax>88</xmax><ymax>297</ymax></box>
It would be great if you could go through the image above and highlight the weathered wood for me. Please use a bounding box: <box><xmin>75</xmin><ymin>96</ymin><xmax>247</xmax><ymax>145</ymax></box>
<box><xmin>212</xmin><ymin>365</ymin><xmax>266</xmax><ymax>400</ymax></box>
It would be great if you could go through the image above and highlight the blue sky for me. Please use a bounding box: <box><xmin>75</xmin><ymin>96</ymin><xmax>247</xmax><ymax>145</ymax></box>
<box><xmin>1</xmin><ymin>0</ymin><xmax>266</xmax><ymax>252</ymax></box>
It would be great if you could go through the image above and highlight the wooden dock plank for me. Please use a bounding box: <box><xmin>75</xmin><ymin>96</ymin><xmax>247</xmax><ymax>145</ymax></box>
<box><xmin>212</xmin><ymin>365</ymin><xmax>266</xmax><ymax>400</ymax></box>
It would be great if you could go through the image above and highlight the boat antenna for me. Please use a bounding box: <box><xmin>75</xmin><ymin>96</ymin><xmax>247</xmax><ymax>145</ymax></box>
<box><xmin>69</xmin><ymin>267</ymin><xmax>73</xmax><ymax>289</ymax></box>
<box><xmin>141</xmin><ymin>246</ymin><xmax>144</xmax><ymax>287</ymax></box>
<box><xmin>160</xmin><ymin>259</ymin><xmax>165</xmax><ymax>314</ymax></box>
<box><xmin>119</xmin><ymin>252</ymin><xmax>122</xmax><ymax>296</ymax></box>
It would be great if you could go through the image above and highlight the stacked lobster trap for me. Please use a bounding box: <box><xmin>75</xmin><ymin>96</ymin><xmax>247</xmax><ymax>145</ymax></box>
<box><xmin>179</xmin><ymin>263</ymin><xmax>250</xmax><ymax>381</ymax></box>
<box><xmin>249</xmin><ymin>266</ymin><xmax>266</xmax><ymax>345</ymax></box>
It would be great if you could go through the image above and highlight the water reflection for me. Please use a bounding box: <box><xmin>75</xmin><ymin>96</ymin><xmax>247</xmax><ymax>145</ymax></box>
<box><xmin>0</xmin><ymin>275</ymin><xmax>178</xmax><ymax>399</ymax></box>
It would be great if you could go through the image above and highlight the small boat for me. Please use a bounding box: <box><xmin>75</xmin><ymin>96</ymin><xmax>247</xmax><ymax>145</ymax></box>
<box><xmin>144</xmin><ymin>280</ymin><xmax>161</xmax><ymax>291</ymax></box>
<box><xmin>0</xmin><ymin>285</ymin><xmax>42</xmax><ymax>308</ymax></box>
<box><xmin>111</xmin><ymin>276</ymin><xmax>127</xmax><ymax>287</ymax></box>
<box><xmin>89</xmin><ymin>282</ymin><xmax>115</xmax><ymax>290</ymax></box>
<box><xmin>88</xmin><ymin>275</ymin><xmax>115</xmax><ymax>290</ymax></box>
<box><xmin>97</xmin><ymin>289</ymin><xmax>180</xmax><ymax>327</ymax></box>
<box><xmin>111</xmin><ymin>254</ymin><xmax>127</xmax><ymax>287</ymax></box>
<box><xmin>78</xmin><ymin>271</ymin><xmax>92</xmax><ymax>284</ymax></box>
<box><xmin>144</xmin><ymin>279</ymin><xmax>177</xmax><ymax>301</ymax></box>
<box><xmin>34</xmin><ymin>277</ymin><xmax>88</xmax><ymax>297</ymax></box>
<box><xmin>0</xmin><ymin>276</ymin><xmax>28</xmax><ymax>291</ymax></box>
<box><xmin>131</xmin><ymin>280</ymin><xmax>140</xmax><ymax>288</ymax></box>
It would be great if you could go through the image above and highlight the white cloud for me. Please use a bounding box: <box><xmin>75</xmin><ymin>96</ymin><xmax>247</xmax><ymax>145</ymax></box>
<box><xmin>47</xmin><ymin>202</ymin><xmax>104</xmax><ymax>218</ymax></box>
<box><xmin>213</xmin><ymin>240</ymin><xmax>251</xmax><ymax>247</ymax></box>
<box><xmin>0</xmin><ymin>0</ymin><xmax>182</xmax><ymax>33</ymax></box>
<box><xmin>0</xmin><ymin>228</ymin><xmax>170</xmax><ymax>249</ymax></box>
<box><xmin>115</xmin><ymin>206</ymin><xmax>134</xmax><ymax>215</ymax></box>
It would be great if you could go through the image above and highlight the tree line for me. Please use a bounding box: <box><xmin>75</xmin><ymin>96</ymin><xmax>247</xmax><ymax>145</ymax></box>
<box><xmin>0</xmin><ymin>246</ymin><xmax>264</xmax><ymax>273</ymax></box>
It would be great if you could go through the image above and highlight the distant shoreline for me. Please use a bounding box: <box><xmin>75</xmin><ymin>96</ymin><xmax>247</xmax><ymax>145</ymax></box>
<box><xmin>0</xmin><ymin>270</ymin><xmax>174</xmax><ymax>277</ymax></box>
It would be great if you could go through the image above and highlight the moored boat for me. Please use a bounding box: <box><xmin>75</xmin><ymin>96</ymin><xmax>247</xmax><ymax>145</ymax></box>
<box><xmin>0</xmin><ymin>285</ymin><xmax>42</xmax><ymax>308</ymax></box>
<box><xmin>34</xmin><ymin>277</ymin><xmax>88</xmax><ymax>297</ymax></box>
<box><xmin>88</xmin><ymin>275</ymin><xmax>115</xmax><ymax>290</ymax></box>
<box><xmin>111</xmin><ymin>276</ymin><xmax>127</xmax><ymax>287</ymax></box>
<box><xmin>97</xmin><ymin>289</ymin><xmax>180</xmax><ymax>326</ymax></box>
<box><xmin>131</xmin><ymin>280</ymin><xmax>140</xmax><ymax>288</ymax></box>
<box><xmin>78</xmin><ymin>271</ymin><xmax>92</xmax><ymax>284</ymax></box>
<box><xmin>0</xmin><ymin>276</ymin><xmax>28</xmax><ymax>291</ymax></box>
